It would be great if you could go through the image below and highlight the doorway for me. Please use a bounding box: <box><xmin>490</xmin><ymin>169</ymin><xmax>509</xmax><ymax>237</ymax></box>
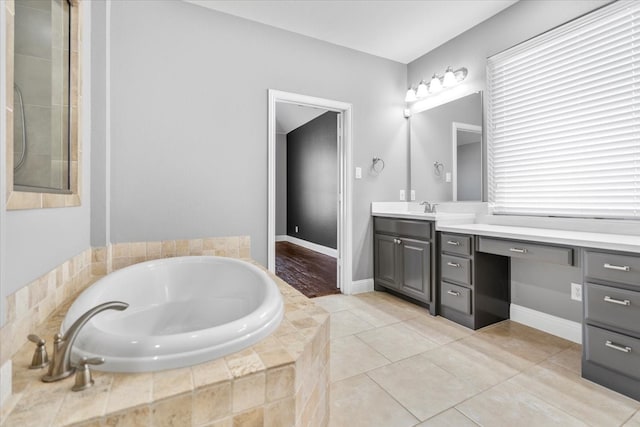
<box><xmin>268</xmin><ymin>90</ymin><xmax>353</xmax><ymax>294</ymax></box>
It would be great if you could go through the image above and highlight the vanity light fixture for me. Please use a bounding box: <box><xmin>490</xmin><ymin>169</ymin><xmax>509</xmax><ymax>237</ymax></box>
<box><xmin>405</xmin><ymin>66</ymin><xmax>468</xmax><ymax>103</ymax></box>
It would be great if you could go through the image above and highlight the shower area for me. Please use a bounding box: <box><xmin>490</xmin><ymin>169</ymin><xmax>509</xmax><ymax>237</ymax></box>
<box><xmin>13</xmin><ymin>0</ymin><xmax>71</xmax><ymax>193</ymax></box>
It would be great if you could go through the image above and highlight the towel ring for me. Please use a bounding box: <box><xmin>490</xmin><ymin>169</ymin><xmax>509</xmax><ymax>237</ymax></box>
<box><xmin>372</xmin><ymin>157</ymin><xmax>385</xmax><ymax>173</ymax></box>
<box><xmin>433</xmin><ymin>161</ymin><xmax>444</xmax><ymax>176</ymax></box>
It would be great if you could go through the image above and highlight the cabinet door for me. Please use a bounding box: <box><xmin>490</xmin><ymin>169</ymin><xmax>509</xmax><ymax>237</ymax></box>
<box><xmin>399</xmin><ymin>238</ymin><xmax>431</xmax><ymax>302</ymax></box>
<box><xmin>374</xmin><ymin>234</ymin><xmax>399</xmax><ymax>289</ymax></box>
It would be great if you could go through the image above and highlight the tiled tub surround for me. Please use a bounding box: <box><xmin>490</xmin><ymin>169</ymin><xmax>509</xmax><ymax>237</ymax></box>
<box><xmin>1</xmin><ymin>236</ymin><xmax>330</xmax><ymax>426</ymax></box>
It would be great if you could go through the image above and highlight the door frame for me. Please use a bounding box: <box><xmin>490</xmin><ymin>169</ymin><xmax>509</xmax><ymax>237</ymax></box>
<box><xmin>267</xmin><ymin>89</ymin><xmax>353</xmax><ymax>294</ymax></box>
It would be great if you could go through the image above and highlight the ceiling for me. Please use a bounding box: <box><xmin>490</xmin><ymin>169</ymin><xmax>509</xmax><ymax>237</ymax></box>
<box><xmin>276</xmin><ymin>103</ymin><xmax>327</xmax><ymax>134</ymax></box>
<box><xmin>184</xmin><ymin>0</ymin><xmax>517</xmax><ymax>64</ymax></box>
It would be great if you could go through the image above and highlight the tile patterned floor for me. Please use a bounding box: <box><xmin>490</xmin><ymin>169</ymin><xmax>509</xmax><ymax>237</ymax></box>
<box><xmin>314</xmin><ymin>291</ymin><xmax>640</xmax><ymax>427</ymax></box>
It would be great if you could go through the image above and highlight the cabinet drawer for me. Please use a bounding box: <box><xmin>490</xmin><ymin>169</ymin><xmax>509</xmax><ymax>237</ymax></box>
<box><xmin>441</xmin><ymin>254</ymin><xmax>472</xmax><ymax>285</ymax></box>
<box><xmin>585</xmin><ymin>283</ymin><xmax>640</xmax><ymax>335</ymax></box>
<box><xmin>441</xmin><ymin>282</ymin><xmax>471</xmax><ymax>315</ymax></box>
<box><xmin>441</xmin><ymin>233</ymin><xmax>472</xmax><ymax>256</ymax></box>
<box><xmin>585</xmin><ymin>251</ymin><xmax>640</xmax><ymax>287</ymax></box>
<box><xmin>374</xmin><ymin>217</ymin><xmax>431</xmax><ymax>240</ymax></box>
<box><xmin>477</xmin><ymin>237</ymin><xmax>573</xmax><ymax>266</ymax></box>
<box><xmin>585</xmin><ymin>325</ymin><xmax>640</xmax><ymax>381</ymax></box>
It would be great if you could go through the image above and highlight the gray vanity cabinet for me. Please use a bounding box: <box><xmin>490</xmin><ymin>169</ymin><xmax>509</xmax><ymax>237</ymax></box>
<box><xmin>374</xmin><ymin>217</ymin><xmax>435</xmax><ymax>314</ymax></box>
<box><xmin>439</xmin><ymin>232</ymin><xmax>510</xmax><ymax>329</ymax></box>
<box><xmin>582</xmin><ymin>249</ymin><xmax>640</xmax><ymax>401</ymax></box>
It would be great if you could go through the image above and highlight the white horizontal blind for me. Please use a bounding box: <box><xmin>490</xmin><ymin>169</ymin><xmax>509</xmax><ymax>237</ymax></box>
<box><xmin>487</xmin><ymin>1</ymin><xmax>640</xmax><ymax>219</ymax></box>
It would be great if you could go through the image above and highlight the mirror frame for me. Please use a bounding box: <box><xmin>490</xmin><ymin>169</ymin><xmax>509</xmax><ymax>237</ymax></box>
<box><xmin>4</xmin><ymin>0</ymin><xmax>82</xmax><ymax>210</ymax></box>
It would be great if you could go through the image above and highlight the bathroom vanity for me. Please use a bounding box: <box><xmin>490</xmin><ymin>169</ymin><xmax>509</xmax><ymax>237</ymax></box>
<box><xmin>372</xmin><ymin>203</ymin><xmax>640</xmax><ymax>401</ymax></box>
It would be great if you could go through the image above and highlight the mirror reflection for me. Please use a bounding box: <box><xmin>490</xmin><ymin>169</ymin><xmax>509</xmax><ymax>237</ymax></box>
<box><xmin>410</xmin><ymin>92</ymin><xmax>483</xmax><ymax>202</ymax></box>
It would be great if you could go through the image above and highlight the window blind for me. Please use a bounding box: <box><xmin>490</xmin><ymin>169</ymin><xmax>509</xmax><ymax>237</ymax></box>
<box><xmin>487</xmin><ymin>0</ymin><xmax>640</xmax><ymax>219</ymax></box>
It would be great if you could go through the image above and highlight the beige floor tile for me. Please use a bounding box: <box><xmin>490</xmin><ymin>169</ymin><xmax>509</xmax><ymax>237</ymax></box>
<box><xmin>402</xmin><ymin>314</ymin><xmax>473</xmax><ymax>346</ymax></box>
<box><xmin>475</xmin><ymin>321</ymin><xmax>572</xmax><ymax>363</ymax></box>
<box><xmin>455</xmin><ymin>334</ymin><xmax>536</xmax><ymax>372</ymax></box>
<box><xmin>457</xmin><ymin>381</ymin><xmax>588</xmax><ymax>427</ymax></box>
<box><xmin>314</xmin><ymin>294</ymin><xmax>366</xmax><ymax>313</ymax></box>
<box><xmin>510</xmin><ymin>362</ymin><xmax>639</xmax><ymax>426</ymax></box>
<box><xmin>367</xmin><ymin>353</ymin><xmax>481</xmax><ymax>421</ymax></box>
<box><xmin>421</xmin><ymin>339</ymin><xmax>518</xmax><ymax>390</ymax></box>
<box><xmin>416</xmin><ymin>408</ymin><xmax>479</xmax><ymax>426</ymax></box>
<box><xmin>329</xmin><ymin>310</ymin><xmax>375</xmax><ymax>339</ymax></box>
<box><xmin>624</xmin><ymin>410</ymin><xmax>640</xmax><ymax>426</ymax></box>
<box><xmin>330</xmin><ymin>335</ymin><xmax>390</xmax><ymax>382</ymax></box>
<box><xmin>349</xmin><ymin>303</ymin><xmax>404</xmax><ymax>327</ymax></box>
<box><xmin>357</xmin><ymin>323</ymin><xmax>439</xmax><ymax>362</ymax></box>
<box><xmin>329</xmin><ymin>374</ymin><xmax>418</xmax><ymax>427</ymax></box>
<box><xmin>547</xmin><ymin>343</ymin><xmax>582</xmax><ymax>374</ymax></box>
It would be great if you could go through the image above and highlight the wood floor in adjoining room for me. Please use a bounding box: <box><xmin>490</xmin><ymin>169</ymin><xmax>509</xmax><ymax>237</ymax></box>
<box><xmin>276</xmin><ymin>241</ymin><xmax>339</xmax><ymax>298</ymax></box>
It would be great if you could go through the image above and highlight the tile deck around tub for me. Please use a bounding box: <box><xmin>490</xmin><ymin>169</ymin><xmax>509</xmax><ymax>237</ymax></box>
<box><xmin>1</xmin><ymin>267</ymin><xmax>330</xmax><ymax>427</ymax></box>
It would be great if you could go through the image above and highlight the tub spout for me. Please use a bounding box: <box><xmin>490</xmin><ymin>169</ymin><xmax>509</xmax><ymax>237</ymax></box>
<box><xmin>42</xmin><ymin>301</ymin><xmax>128</xmax><ymax>382</ymax></box>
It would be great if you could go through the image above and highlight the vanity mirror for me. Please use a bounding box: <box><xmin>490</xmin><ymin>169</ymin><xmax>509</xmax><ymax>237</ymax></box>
<box><xmin>410</xmin><ymin>91</ymin><xmax>483</xmax><ymax>202</ymax></box>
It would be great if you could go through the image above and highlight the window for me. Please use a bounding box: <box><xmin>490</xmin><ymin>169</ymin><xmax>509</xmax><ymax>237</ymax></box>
<box><xmin>487</xmin><ymin>0</ymin><xmax>640</xmax><ymax>219</ymax></box>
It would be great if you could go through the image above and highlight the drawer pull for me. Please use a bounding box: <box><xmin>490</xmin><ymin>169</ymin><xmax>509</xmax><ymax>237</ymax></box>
<box><xmin>447</xmin><ymin>290</ymin><xmax>460</xmax><ymax>297</ymax></box>
<box><xmin>604</xmin><ymin>263</ymin><xmax>630</xmax><ymax>272</ymax></box>
<box><xmin>447</xmin><ymin>240</ymin><xmax>460</xmax><ymax>246</ymax></box>
<box><xmin>604</xmin><ymin>296</ymin><xmax>631</xmax><ymax>306</ymax></box>
<box><xmin>605</xmin><ymin>340</ymin><xmax>632</xmax><ymax>353</ymax></box>
<box><xmin>394</xmin><ymin>239</ymin><xmax>403</xmax><ymax>245</ymax></box>
<box><xmin>447</xmin><ymin>262</ymin><xmax>461</xmax><ymax>268</ymax></box>
<box><xmin>509</xmin><ymin>247</ymin><xmax>528</xmax><ymax>254</ymax></box>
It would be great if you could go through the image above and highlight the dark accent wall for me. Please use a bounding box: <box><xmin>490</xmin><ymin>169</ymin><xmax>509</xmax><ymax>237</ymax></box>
<box><xmin>287</xmin><ymin>112</ymin><xmax>337</xmax><ymax>249</ymax></box>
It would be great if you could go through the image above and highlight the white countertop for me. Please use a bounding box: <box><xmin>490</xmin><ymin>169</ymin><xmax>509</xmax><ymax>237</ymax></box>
<box><xmin>437</xmin><ymin>223</ymin><xmax>640</xmax><ymax>254</ymax></box>
<box><xmin>371</xmin><ymin>202</ymin><xmax>477</xmax><ymax>224</ymax></box>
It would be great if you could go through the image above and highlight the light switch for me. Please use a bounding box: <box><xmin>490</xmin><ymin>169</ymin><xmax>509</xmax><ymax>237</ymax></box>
<box><xmin>410</xmin><ymin>190</ymin><xmax>415</xmax><ymax>201</ymax></box>
<box><xmin>445</xmin><ymin>172</ymin><xmax>452</xmax><ymax>182</ymax></box>
<box><xmin>355</xmin><ymin>167</ymin><xmax>362</xmax><ymax>179</ymax></box>
<box><xmin>399</xmin><ymin>190</ymin><xmax>406</xmax><ymax>201</ymax></box>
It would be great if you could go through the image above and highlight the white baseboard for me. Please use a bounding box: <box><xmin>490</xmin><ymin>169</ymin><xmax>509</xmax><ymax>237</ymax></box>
<box><xmin>350</xmin><ymin>278</ymin><xmax>374</xmax><ymax>294</ymax></box>
<box><xmin>510</xmin><ymin>304</ymin><xmax>582</xmax><ymax>344</ymax></box>
<box><xmin>275</xmin><ymin>235</ymin><xmax>337</xmax><ymax>258</ymax></box>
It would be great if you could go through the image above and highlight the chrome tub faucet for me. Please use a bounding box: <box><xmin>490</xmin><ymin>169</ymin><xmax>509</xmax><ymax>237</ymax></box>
<box><xmin>419</xmin><ymin>201</ymin><xmax>438</xmax><ymax>213</ymax></box>
<box><xmin>41</xmin><ymin>301</ymin><xmax>128</xmax><ymax>382</ymax></box>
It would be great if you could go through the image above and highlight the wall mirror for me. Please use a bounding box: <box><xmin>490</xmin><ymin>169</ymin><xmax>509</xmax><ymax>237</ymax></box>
<box><xmin>410</xmin><ymin>91</ymin><xmax>483</xmax><ymax>202</ymax></box>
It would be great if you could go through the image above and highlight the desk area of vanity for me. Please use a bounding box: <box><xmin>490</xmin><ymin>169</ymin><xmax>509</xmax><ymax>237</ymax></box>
<box><xmin>372</xmin><ymin>202</ymin><xmax>640</xmax><ymax>402</ymax></box>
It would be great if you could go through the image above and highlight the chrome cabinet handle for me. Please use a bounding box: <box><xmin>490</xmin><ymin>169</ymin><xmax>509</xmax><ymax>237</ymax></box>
<box><xmin>604</xmin><ymin>296</ymin><xmax>631</xmax><ymax>306</ymax></box>
<box><xmin>509</xmin><ymin>247</ymin><xmax>528</xmax><ymax>254</ymax></box>
<box><xmin>604</xmin><ymin>263</ymin><xmax>630</xmax><ymax>272</ymax></box>
<box><xmin>605</xmin><ymin>340</ymin><xmax>632</xmax><ymax>353</ymax></box>
<box><xmin>447</xmin><ymin>262</ymin><xmax>461</xmax><ymax>268</ymax></box>
<box><xmin>447</xmin><ymin>290</ymin><xmax>460</xmax><ymax>296</ymax></box>
<box><xmin>394</xmin><ymin>239</ymin><xmax>402</xmax><ymax>245</ymax></box>
<box><xmin>447</xmin><ymin>240</ymin><xmax>460</xmax><ymax>246</ymax></box>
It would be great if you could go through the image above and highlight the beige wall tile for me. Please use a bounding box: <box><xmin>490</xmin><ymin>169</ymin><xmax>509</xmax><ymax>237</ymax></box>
<box><xmin>232</xmin><ymin>407</ymin><xmax>263</xmax><ymax>427</ymax></box>
<box><xmin>104</xmin><ymin>405</ymin><xmax>151</xmax><ymax>427</ymax></box>
<box><xmin>192</xmin><ymin>359</ymin><xmax>232</xmax><ymax>389</ymax></box>
<box><xmin>153</xmin><ymin>368</ymin><xmax>193</xmax><ymax>401</ymax></box>
<box><xmin>264</xmin><ymin>397</ymin><xmax>295</xmax><ymax>427</ymax></box>
<box><xmin>161</xmin><ymin>240</ymin><xmax>176</xmax><ymax>257</ymax></box>
<box><xmin>176</xmin><ymin>240</ymin><xmax>189</xmax><ymax>256</ymax></box>
<box><xmin>232</xmin><ymin>373</ymin><xmax>265</xmax><ymax>413</ymax></box>
<box><xmin>54</xmin><ymin>375</ymin><xmax>113</xmax><ymax>425</ymax></box>
<box><xmin>151</xmin><ymin>394</ymin><xmax>192</xmax><ymax>427</ymax></box>
<box><xmin>130</xmin><ymin>242</ymin><xmax>147</xmax><ymax>258</ymax></box>
<box><xmin>107</xmin><ymin>373</ymin><xmax>153</xmax><ymax>413</ymax></box>
<box><xmin>225</xmin><ymin>349</ymin><xmax>265</xmax><ymax>379</ymax></box>
<box><xmin>266</xmin><ymin>366</ymin><xmax>295</xmax><ymax>403</ymax></box>
<box><xmin>189</xmin><ymin>239</ymin><xmax>203</xmax><ymax>256</ymax></box>
<box><xmin>146</xmin><ymin>241</ymin><xmax>162</xmax><ymax>259</ymax></box>
<box><xmin>193</xmin><ymin>381</ymin><xmax>232</xmax><ymax>425</ymax></box>
<box><xmin>112</xmin><ymin>243</ymin><xmax>130</xmax><ymax>258</ymax></box>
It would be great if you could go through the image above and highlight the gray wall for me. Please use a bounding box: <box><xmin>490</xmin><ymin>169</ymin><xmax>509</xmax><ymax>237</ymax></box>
<box><xmin>102</xmin><ymin>0</ymin><xmax>407</xmax><ymax>281</ymax></box>
<box><xmin>457</xmin><ymin>141</ymin><xmax>481</xmax><ymax>201</ymax></box>
<box><xmin>0</xmin><ymin>1</ymin><xmax>92</xmax><ymax>327</ymax></box>
<box><xmin>287</xmin><ymin>112</ymin><xmax>338</xmax><ymax>249</ymax></box>
<box><xmin>275</xmin><ymin>133</ymin><xmax>286</xmax><ymax>236</ymax></box>
<box><xmin>408</xmin><ymin>0</ymin><xmax>610</xmax><ymax>321</ymax></box>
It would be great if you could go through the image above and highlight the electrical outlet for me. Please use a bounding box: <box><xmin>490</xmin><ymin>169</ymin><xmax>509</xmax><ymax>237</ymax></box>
<box><xmin>295</xmin><ymin>226</ymin><xmax>299</xmax><ymax>233</ymax></box>
<box><xmin>571</xmin><ymin>283</ymin><xmax>582</xmax><ymax>301</ymax></box>
<box><xmin>399</xmin><ymin>190</ymin><xmax>406</xmax><ymax>201</ymax></box>
<box><xmin>355</xmin><ymin>167</ymin><xmax>362</xmax><ymax>179</ymax></box>
<box><xmin>410</xmin><ymin>190</ymin><xmax>416</xmax><ymax>201</ymax></box>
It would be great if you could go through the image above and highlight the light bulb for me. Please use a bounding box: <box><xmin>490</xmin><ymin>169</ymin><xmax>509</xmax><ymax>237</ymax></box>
<box><xmin>416</xmin><ymin>80</ymin><xmax>429</xmax><ymax>98</ymax></box>
<box><xmin>429</xmin><ymin>74</ymin><xmax>442</xmax><ymax>93</ymax></box>
<box><xmin>405</xmin><ymin>88</ymin><xmax>417</xmax><ymax>103</ymax></box>
<box><xmin>443</xmin><ymin>67</ymin><xmax>456</xmax><ymax>87</ymax></box>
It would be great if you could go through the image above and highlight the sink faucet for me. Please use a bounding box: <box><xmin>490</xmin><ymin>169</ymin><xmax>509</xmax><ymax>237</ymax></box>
<box><xmin>419</xmin><ymin>201</ymin><xmax>438</xmax><ymax>213</ymax></box>
<box><xmin>42</xmin><ymin>301</ymin><xmax>128</xmax><ymax>382</ymax></box>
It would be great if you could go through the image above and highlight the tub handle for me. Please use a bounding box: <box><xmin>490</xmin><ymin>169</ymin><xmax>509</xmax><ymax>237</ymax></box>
<box><xmin>72</xmin><ymin>356</ymin><xmax>104</xmax><ymax>392</ymax></box>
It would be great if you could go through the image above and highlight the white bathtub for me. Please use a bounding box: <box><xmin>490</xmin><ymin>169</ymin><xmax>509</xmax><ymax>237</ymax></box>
<box><xmin>63</xmin><ymin>256</ymin><xmax>284</xmax><ymax>372</ymax></box>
